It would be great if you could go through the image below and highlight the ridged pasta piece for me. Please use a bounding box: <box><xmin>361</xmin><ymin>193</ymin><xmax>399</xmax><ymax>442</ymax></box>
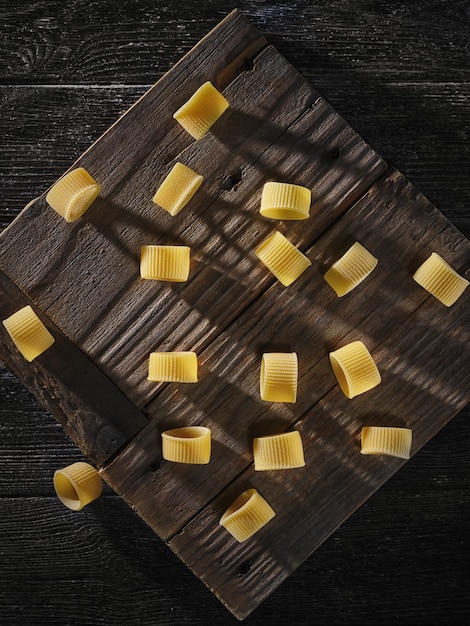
<box><xmin>412</xmin><ymin>252</ymin><xmax>469</xmax><ymax>306</ymax></box>
<box><xmin>253</xmin><ymin>431</ymin><xmax>305</xmax><ymax>470</ymax></box>
<box><xmin>260</xmin><ymin>352</ymin><xmax>298</xmax><ymax>403</ymax></box>
<box><xmin>53</xmin><ymin>462</ymin><xmax>103</xmax><ymax>511</ymax></box>
<box><xmin>255</xmin><ymin>231</ymin><xmax>311</xmax><ymax>286</ymax></box>
<box><xmin>361</xmin><ymin>426</ymin><xmax>412</xmax><ymax>459</ymax></box>
<box><xmin>324</xmin><ymin>241</ymin><xmax>378</xmax><ymax>296</ymax></box>
<box><xmin>260</xmin><ymin>182</ymin><xmax>311</xmax><ymax>220</ymax></box>
<box><xmin>46</xmin><ymin>167</ymin><xmax>100</xmax><ymax>222</ymax></box>
<box><xmin>153</xmin><ymin>162</ymin><xmax>203</xmax><ymax>216</ymax></box>
<box><xmin>173</xmin><ymin>81</ymin><xmax>229</xmax><ymax>140</ymax></box>
<box><xmin>140</xmin><ymin>245</ymin><xmax>191</xmax><ymax>282</ymax></box>
<box><xmin>148</xmin><ymin>351</ymin><xmax>198</xmax><ymax>383</ymax></box>
<box><xmin>219</xmin><ymin>488</ymin><xmax>275</xmax><ymax>542</ymax></box>
<box><xmin>329</xmin><ymin>341</ymin><xmax>381</xmax><ymax>399</ymax></box>
<box><xmin>2</xmin><ymin>305</ymin><xmax>55</xmax><ymax>362</ymax></box>
<box><xmin>161</xmin><ymin>426</ymin><xmax>211</xmax><ymax>464</ymax></box>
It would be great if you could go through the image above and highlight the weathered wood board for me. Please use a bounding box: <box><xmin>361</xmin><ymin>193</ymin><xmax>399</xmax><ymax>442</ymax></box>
<box><xmin>0</xmin><ymin>10</ymin><xmax>468</xmax><ymax>621</ymax></box>
<box><xmin>0</xmin><ymin>271</ymin><xmax>149</xmax><ymax>466</ymax></box>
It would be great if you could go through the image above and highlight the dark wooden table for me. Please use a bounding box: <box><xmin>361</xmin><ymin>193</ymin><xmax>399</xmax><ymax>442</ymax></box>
<box><xmin>1</xmin><ymin>1</ymin><xmax>468</xmax><ymax>624</ymax></box>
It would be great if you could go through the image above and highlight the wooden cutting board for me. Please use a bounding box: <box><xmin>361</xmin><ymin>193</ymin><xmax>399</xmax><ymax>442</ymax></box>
<box><xmin>0</xmin><ymin>10</ymin><xmax>468</xmax><ymax>620</ymax></box>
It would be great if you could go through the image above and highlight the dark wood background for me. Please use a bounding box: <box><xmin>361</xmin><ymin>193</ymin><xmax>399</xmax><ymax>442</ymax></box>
<box><xmin>0</xmin><ymin>1</ymin><xmax>468</xmax><ymax>624</ymax></box>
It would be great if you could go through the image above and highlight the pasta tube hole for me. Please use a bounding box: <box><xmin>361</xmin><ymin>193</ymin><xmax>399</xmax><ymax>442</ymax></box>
<box><xmin>329</xmin><ymin>354</ymin><xmax>350</xmax><ymax>396</ymax></box>
<box><xmin>165</xmin><ymin>426</ymin><xmax>208</xmax><ymax>439</ymax></box>
<box><xmin>222</xmin><ymin>490</ymin><xmax>253</xmax><ymax>519</ymax></box>
<box><xmin>53</xmin><ymin>473</ymin><xmax>81</xmax><ymax>510</ymax></box>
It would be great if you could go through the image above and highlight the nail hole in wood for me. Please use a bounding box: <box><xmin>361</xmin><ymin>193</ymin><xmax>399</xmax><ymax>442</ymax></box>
<box><xmin>222</xmin><ymin>169</ymin><xmax>243</xmax><ymax>191</ymax></box>
<box><xmin>235</xmin><ymin>560</ymin><xmax>252</xmax><ymax>577</ymax></box>
<box><xmin>241</xmin><ymin>58</ymin><xmax>255</xmax><ymax>72</ymax></box>
<box><xmin>330</xmin><ymin>147</ymin><xmax>341</xmax><ymax>160</ymax></box>
<box><xmin>149</xmin><ymin>459</ymin><xmax>161</xmax><ymax>472</ymax></box>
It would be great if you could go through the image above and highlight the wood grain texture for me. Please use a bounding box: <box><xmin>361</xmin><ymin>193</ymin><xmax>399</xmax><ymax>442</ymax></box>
<box><xmin>0</xmin><ymin>38</ymin><xmax>385</xmax><ymax>408</ymax></box>
<box><xmin>100</xmin><ymin>169</ymin><xmax>469</xmax><ymax>616</ymax></box>
<box><xmin>0</xmin><ymin>269</ymin><xmax>148</xmax><ymax>466</ymax></box>
<box><xmin>0</xmin><ymin>2</ymin><xmax>469</xmax><ymax>625</ymax></box>
<box><xmin>170</xmin><ymin>230</ymin><xmax>469</xmax><ymax>619</ymax></box>
<box><xmin>1</xmin><ymin>81</ymin><xmax>469</xmax><ymax>235</ymax></box>
<box><xmin>1</xmin><ymin>0</ymin><xmax>469</xmax><ymax>84</ymax></box>
<box><xmin>0</xmin><ymin>400</ymin><xmax>468</xmax><ymax>625</ymax></box>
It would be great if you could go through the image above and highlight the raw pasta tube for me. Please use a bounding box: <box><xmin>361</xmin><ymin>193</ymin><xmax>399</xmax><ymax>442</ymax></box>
<box><xmin>173</xmin><ymin>81</ymin><xmax>229</xmax><ymax>140</ymax></box>
<box><xmin>260</xmin><ymin>352</ymin><xmax>298</xmax><ymax>403</ymax></box>
<box><xmin>253</xmin><ymin>431</ymin><xmax>305</xmax><ymax>470</ymax></box>
<box><xmin>140</xmin><ymin>245</ymin><xmax>191</xmax><ymax>282</ymax></box>
<box><xmin>153</xmin><ymin>162</ymin><xmax>203</xmax><ymax>216</ymax></box>
<box><xmin>148</xmin><ymin>351</ymin><xmax>198</xmax><ymax>383</ymax></box>
<box><xmin>412</xmin><ymin>252</ymin><xmax>469</xmax><ymax>306</ymax></box>
<box><xmin>219</xmin><ymin>488</ymin><xmax>275</xmax><ymax>542</ymax></box>
<box><xmin>53</xmin><ymin>462</ymin><xmax>103</xmax><ymax>511</ymax></box>
<box><xmin>361</xmin><ymin>426</ymin><xmax>412</xmax><ymax>459</ymax></box>
<box><xmin>255</xmin><ymin>231</ymin><xmax>311</xmax><ymax>286</ymax></box>
<box><xmin>161</xmin><ymin>426</ymin><xmax>211</xmax><ymax>464</ymax></box>
<box><xmin>2</xmin><ymin>305</ymin><xmax>55</xmax><ymax>362</ymax></box>
<box><xmin>329</xmin><ymin>341</ymin><xmax>381</xmax><ymax>398</ymax></box>
<box><xmin>324</xmin><ymin>241</ymin><xmax>378</xmax><ymax>296</ymax></box>
<box><xmin>46</xmin><ymin>167</ymin><xmax>100</xmax><ymax>222</ymax></box>
<box><xmin>260</xmin><ymin>182</ymin><xmax>311</xmax><ymax>220</ymax></box>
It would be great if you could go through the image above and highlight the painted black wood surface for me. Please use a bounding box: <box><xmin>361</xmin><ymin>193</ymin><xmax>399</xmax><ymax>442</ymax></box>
<box><xmin>0</xmin><ymin>1</ymin><xmax>469</xmax><ymax>624</ymax></box>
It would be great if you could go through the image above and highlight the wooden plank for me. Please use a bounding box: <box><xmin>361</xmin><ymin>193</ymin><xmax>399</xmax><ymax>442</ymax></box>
<box><xmin>2</xmin><ymin>1</ymin><xmax>469</xmax><ymax>84</ymax></box>
<box><xmin>167</xmin><ymin>224</ymin><xmax>469</xmax><ymax>621</ymax></box>
<box><xmin>100</xmin><ymin>169</ymin><xmax>470</xmax><ymax>545</ymax></box>
<box><xmin>0</xmin><ymin>42</ymin><xmax>385</xmax><ymax>408</ymax></box>
<box><xmin>0</xmin><ymin>10</ymin><xmax>266</xmax><ymax>393</ymax></box>
<box><xmin>0</xmin><ymin>8</ymin><xmax>266</xmax><ymax>285</ymax></box>
<box><xmin>67</xmin><ymin>77</ymin><xmax>384</xmax><ymax>405</ymax></box>
<box><xmin>2</xmin><ymin>81</ymin><xmax>469</xmax><ymax>236</ymax></box>
<box><xmin>0</xmin><ymin>269</ymin><xmax>148</xmax><ymax>466</ymax></box>
<box><xmin>0</xmin><ymin>7</ymin><xmax>267</xmax><ymax>292</ymax></box>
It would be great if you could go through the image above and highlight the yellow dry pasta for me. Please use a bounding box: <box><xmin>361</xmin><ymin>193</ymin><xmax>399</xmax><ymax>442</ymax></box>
<box><xmin>255</xmin><ymin>231</ymin><xmax>311</xmax><ymax>286</ymax></box>
<box><xmin>46</xmin><ymin>167</ymin><xmax>100</xmax><ymax>222</ymax></box>
<box><xmin>161</xmin><ymin>426</ymin><xmax>211</xmax><ymax>464</ymax></box>
<box><xmin>329</xmin><ymin>340</ymin><xmax>381</xmax><ymax>399</ymax></box>
<box><xmin>412</xmin><ymin>252</ymin><xmax>469</xmax><ymax>306</ymax></box>
<box><xmin>324</xmin><ymin>241</ymin><xmax>378</xmax><ymax>296</ymax></box>
<box><xmin>361</xmin><ymin>426</ymin><xmax>412</xmax><ymax>459</ymax></box>
<box><xmin>253</xmin><ymin>431</ymin><xmax>305</xmax><ymax>470</ymax></box>
<box><xmin>148</xmin><ymin>351</ymin><xmax>198</xmax><ymax>383</ymax></box>
<box><xmin>153</xmin><ymin>162</ymin><xmax>203</xmax><ymax>216</ymax></box>
<box><xmin>140</xmin><ymin>245</ymin><xmax>190</xmax><ymax>282</ymax></box>
<box><xmin>2</xmin><ymin>305</ymin><xmax>55</xmax><ymax>362</ymax></box>
<box><xmin>260</xmin><ymin>182</ymin><xmax>311</xmax><ymax>220</ymax></box>
<box><xmin>173</xmin><ymin>81</ymin><xmax>229</xmax><ymax>140</ymax></box>
<box><xmin>219</xmin><ymin>488</ymin><xmax>275</xmax><ymax>542</ymax></box>
<box><xmin>53</xmin><ymin>462</ymin><xmax>103</xmax><ymax>511</ymax></box>
<box><xmin>260</xmin><ymin>352</ymin><xmax>298</xmax><ymax>403</ymax></box>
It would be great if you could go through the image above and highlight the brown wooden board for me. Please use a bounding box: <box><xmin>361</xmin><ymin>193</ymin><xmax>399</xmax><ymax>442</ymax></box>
<box><xmin>101</xmin><ymin>168</ymin><xmax>470</xmax><ymax>539</ymax></box>
<box><xmin>0</xmin><ymin>44</ymin><xmax>385</xmax><ymax>408</ymax></box>
<box><xmin>0</xmin><ymin>270</ymin><xmax>148</xmax><ymax>466</ymax></box>
<box><xmin>0</xmin><ymin>9</ymin><xmax>468</xmax><ymax>621</ymax></box>
<box><xmin>167</xmin><ymin>172</ymin><xmax>470</xmax><ymax>618</ymax></box>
